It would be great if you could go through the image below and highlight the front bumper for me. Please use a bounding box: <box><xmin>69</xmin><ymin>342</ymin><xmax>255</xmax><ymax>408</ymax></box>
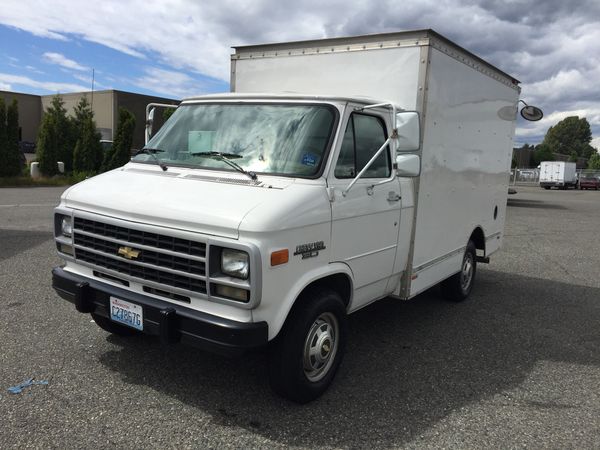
<box><xmin>52</xmin><ymin>267</ymin><xmax>268</xmax><ymax>355</ymax></box>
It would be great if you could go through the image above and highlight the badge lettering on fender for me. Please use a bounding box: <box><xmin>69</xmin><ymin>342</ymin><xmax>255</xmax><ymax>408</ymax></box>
<box><xmin>294</xmin><ymin>241</ymin><xmax>326</xmax><ymax>259</ymax></box>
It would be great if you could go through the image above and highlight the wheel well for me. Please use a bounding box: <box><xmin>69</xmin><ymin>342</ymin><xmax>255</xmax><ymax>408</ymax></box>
<box><xmin>296</xmin><ymin>273</ymin><xmax>352</xmax><ymax>309</ymax></box>
<box><xmin>470</xmin><ymin>227</ymin><xmax>485</xmax><ymax>255</ymax></box>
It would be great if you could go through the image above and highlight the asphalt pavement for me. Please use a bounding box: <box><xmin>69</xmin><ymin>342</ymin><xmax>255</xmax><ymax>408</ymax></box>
<box><xmin>0</xmin><ymin>185</ymin><xmax>599</xmax><ymax>448</ymax></box>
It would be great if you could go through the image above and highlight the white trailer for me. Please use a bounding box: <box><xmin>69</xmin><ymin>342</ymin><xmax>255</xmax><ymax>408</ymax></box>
<box><xmin>52</xmin><ymin>30</ymin><xmax>535</xmax><ymax>402</ymax></box>
<box><xmin>539</xmin><ymin>161</ymin><xmax>578</xmax><ymax>189</ymax></box>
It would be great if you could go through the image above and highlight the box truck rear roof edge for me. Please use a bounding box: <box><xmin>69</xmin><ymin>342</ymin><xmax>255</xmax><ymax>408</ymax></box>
<box><xmin>231</xmin><ymin>29</ymin><xmax>520</xmax><ymax>86</ymax></box>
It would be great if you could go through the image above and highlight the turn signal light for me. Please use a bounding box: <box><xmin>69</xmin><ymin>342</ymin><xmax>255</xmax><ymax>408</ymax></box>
<box><xmin>270</xmin><ymin>249</ymin><xmax>289</xmax><ymax>266</ymax></box>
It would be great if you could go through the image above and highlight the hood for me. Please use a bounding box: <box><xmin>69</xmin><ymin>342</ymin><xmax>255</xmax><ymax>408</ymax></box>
<box><xmin>62</xmin><ymin>164</ymin><xmax>295</xmax><ymax>239</ymax></box>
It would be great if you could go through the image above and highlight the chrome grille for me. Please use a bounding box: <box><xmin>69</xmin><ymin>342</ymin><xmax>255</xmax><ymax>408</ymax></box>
<box><xmin>73</xmin><ymin>217</ymin><xmax>207</xmax><ymax>294</ymax></box>
<box><xmin>73</xmin><ymin>217</ymin><xmax>205</xmax><ymax>257</ymax></box>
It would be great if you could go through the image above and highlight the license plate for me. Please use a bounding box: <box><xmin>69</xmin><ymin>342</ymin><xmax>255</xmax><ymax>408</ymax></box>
<box><xmin>109</xmin><ymin>297</ymin><xmax>143</xmax><ymax>331</ymax></box>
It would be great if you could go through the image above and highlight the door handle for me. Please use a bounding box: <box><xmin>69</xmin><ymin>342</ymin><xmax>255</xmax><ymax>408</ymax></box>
<box><xmin>387</xmin><ymin>191</ymin><xmax>401</xmax><ymax>202</ymax></box>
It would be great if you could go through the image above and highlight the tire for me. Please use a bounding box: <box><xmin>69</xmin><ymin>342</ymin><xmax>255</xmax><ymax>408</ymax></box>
<box><xmin>440</xmin><ymin>241</ymin><xmax>477</xmax><ymax>302</ymax></box>
<box><xmin>268</xmin><ymin>289</ymin><xmax>347</xmax><ymax>403</ymax></box>
<box><xmin>543</xmin><ymin>187</ymin><xmax>550</xmax><ymax>190</ymax></box>
<box><xmin>91</xmin><ymin>312</ymin><xmax>138</xmax><ymax>336</ymax></box>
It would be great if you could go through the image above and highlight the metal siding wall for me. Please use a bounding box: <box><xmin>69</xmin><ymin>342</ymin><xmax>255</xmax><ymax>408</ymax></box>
<box><xmin>41</xmin><ymin>91</ymin><xmax>113</xmax><ymax>128</ymax></box>
<box><xmin>115</xmin><ymin>91</ymin><xmax>179</xmax><ymax>150</ymax></box>
<box><xmin>0</xmin><ymin>91</ymin><xmax>42</xmax><ymax>143</ymax></box>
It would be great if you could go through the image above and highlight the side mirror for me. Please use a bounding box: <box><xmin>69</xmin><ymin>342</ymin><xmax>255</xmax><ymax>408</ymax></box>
<box><xmin>396</xmin><ymin>154</ymin><xmax>420</xmax><ymax>177</ymax></box>
<box><xmin>520</xmin><ymin>105</ymin><xmax>543</xmax><ymax>122</ymax></box>
<box><xmin>518</xmin><ymin>100</ymin><xmax>543</xmax><ymax>122</ymax></box>
<box><xmin>395</xmin><ymin>111</ymin><xmax>420</xmax><ymax>152</ymax></box>
<box><xmin>145</xmin><ymin>107</ymin><xmax>155</xmax><ymax>144</ymax></box>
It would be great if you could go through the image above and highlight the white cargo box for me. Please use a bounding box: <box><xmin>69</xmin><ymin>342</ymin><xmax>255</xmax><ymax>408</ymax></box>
<box><xmin>232</xmin><ymin>30</ymin><xmax>519</xmax><ymax>298</ymax></box>
<box><xmin>540</xmin><ymin>161</ymin><xmax>577</xmax><ymax>187</ymax></box>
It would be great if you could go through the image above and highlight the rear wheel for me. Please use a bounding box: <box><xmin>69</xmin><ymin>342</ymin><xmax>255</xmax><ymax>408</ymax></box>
<box><xmin>91</xmin><ymin>312</ymin><xmax>138</xmax><ymax>336</ymax></box>
<box><xmin>441</xmin><ymin>241</ymin><xmax>477</xmax><ymax>302</ymax></box>
<box><xmin>268</xmin><ymin>289</ymin><xmax>347</xmax><ymax>403</ymax></box>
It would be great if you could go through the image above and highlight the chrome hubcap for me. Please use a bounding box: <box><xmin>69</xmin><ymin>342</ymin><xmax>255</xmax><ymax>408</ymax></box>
<box><xmin>461</xmin><ymin>254</ymin><xmax>474</xmax><ymax>291</ymax></box>
<box><xmin>303</xmin><ymin>312</ymin><xmax>338</xmax><ymax>382</ymax></box>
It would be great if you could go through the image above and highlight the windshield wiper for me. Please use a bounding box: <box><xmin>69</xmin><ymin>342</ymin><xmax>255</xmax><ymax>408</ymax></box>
<box><xmin>190</xmin><ymin>151</ymin><xmax>257</xmax><ymax>181</ymax></box>
<box><xmin>135</xmin><ymin>148</ymin><xmax>168</xmax><ymax>171</ymax></box>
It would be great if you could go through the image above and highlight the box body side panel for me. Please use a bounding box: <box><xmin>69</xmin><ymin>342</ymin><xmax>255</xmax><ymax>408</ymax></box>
<box><xmin>409</xmin><ymin>47</ymin><xmax>518</xmax><ymax>296</ymax></box>
<box><xmin>233</xmin><ymin>47</ymin><xmax>422</xmax><ymax>109</ymax></box>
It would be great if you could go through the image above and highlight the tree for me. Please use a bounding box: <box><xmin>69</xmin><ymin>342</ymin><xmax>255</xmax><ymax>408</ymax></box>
<box><xmin>540</xmin><ymin>116</ymin><xmax>595</xmax><ymax>159</ymax></box>
<box><xmin>72</xmin><ymin>96</ymin><xmax>103</xmax><ymax>173</ymax></box>
<box><xmin>36</xmin><ymin>113</ymin><xmax>60</xmax><ymax>176</ymax></box>
<box><xmin>37</xmin><ymin>95</ymin><xmax>71</xmax><ymax>176</ymax></box>
<box><xmin>533</xmin><ymin>143</ymin><xmax>554</xmax><ymax>165</ymax></box>
<box><xmin>588</xmin><ymin>152</ymin><xmax>600</xmax><ymax>170</ymax></box>
<box><xmin>103</xmin><ymin>107</ymin><xmax>136</xmax><ymax>171</ymax></box>
<box><xmin>514</xmin><ymin>143</ymin><xmax>535</xmax><ymax>168</ymax></box>
<box><xmin>73</xmin><ymin>119</ymin><xmax>103</xmax><ymax>173</ymax></box>
<box><xmin>568</xmin><ymin>150</ymin><xmax>578</xmax><ymax>163</ymax></box>
<box><xmin>48</xmin><ymin>95</ymin><xmax>72</xmax><ymax>169</ymax></box>
<box><xmin>163</xmin><ymin>106</ymin><xmax>176</xmax><ymax>121</ymax></box>
<box><xmin>4</xmin><ymin>99</ymin><xmax>22</xmax><ymax>176</ymax></box>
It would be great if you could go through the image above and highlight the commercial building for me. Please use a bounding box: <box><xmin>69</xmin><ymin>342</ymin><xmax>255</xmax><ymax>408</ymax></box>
<box><xmin>1</xmin><ymin>89</ymin><xmax>179</xmax><ymax>151</ymax></box>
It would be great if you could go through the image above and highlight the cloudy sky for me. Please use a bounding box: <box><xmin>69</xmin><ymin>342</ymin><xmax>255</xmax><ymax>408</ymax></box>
<box><xmin>1</xmin><ymin>0</ymin><xmax>599</xmax><ymax>148</ymax></box>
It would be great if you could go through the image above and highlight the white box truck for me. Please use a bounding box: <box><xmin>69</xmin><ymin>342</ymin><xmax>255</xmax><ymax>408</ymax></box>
<box><xmin>539</xmin><ymin>161</ymin><xmax>578</xmax><ymax>189</ymax></box>
<box><xmin>52</xmin><ymin>30</ymin><xmax>536</xmax><ymax>402</ymax></box>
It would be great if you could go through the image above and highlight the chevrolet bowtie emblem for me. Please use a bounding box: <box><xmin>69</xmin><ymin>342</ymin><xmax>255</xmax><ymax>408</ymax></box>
<box><xmin>118</xmin><ymin>246</ymin><xmax>140</xmax><ymax>260</ymax></box>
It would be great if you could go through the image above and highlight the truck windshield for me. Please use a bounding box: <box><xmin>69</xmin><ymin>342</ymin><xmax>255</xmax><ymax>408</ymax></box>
<box><xmin>133</xmin><ymin>103</ymin><xmax>337</xmax><ymax>177</ymax></box>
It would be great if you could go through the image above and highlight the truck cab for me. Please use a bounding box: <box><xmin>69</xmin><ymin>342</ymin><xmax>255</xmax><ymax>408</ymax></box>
<box><xmin>53</xmin><ymin>94</ymin><xmax>422</xmax><ymax>400</ymax></box>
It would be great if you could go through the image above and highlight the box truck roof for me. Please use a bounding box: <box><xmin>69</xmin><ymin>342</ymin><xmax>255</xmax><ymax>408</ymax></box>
<box><xmin>232</xmin><ymin>29</ymin><xmax>520</xmax><ymax>86</ymax></box>
<box><xmin>181</xmin><ymin>93</ymin><xmax>394</xmax><ymax>108</ymax></box>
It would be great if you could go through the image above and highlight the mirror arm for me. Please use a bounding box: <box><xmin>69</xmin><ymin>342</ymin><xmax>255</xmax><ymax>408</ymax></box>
<box><xmin>145</xmin><ymin>102</ymin><xmax>178</xmax><ymax>145</ymax></box>
<box><xmin>342</xmin><ymin>136</ymin><xmax>395</xmax><ymax>197</ymax></box>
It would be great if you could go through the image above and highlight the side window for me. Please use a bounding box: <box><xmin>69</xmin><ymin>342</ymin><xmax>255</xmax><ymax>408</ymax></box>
<box><xmin>334</xmin><ymin>118</ymin><xmax>356</xmax><ymax>178</ymax></box>
<box><xmin>334</xmin><ymin>113</ymin><xmax>390</xmax><ymax>179</ymax></box>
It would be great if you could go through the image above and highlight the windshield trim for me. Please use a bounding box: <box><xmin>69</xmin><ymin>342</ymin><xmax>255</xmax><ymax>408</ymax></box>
<box><xmin>134</xmin><ymin>101</ymin><xmax>340</xmax><ymax>180</ymax></box>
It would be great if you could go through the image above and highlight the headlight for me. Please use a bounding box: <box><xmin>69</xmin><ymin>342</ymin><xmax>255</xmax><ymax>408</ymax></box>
<box><xmin>221</xmin><ymin>249</ymin><xmax>249</xmax><ymax>279</ymax></box>
<box><xmin>61</xmin><ymin>216</ymin><xmax>72</xmax><ymax>237</ymax></box>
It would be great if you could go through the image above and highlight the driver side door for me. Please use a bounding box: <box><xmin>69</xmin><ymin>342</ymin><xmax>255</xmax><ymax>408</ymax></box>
<box><xmin>328</xmin><ymin>106</ymin><xmax>401</xmax><ymax>310</ymax></box>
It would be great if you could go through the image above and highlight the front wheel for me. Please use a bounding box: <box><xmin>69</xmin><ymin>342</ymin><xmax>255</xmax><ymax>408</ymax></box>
<box><xmin>440</xmin><ymin>241</ymin><xmax>477</xmax><ymax>302</ymax></box>
<box><xmin>268</xmin><ymin>289</ymin><xmax>347</xmax><ymax>403</ymax></box>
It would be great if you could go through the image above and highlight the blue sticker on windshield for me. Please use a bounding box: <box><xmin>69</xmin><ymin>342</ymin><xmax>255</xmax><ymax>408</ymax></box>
<box><xmin>302</xmin><ymin>153</ymin><xmax>317</xmax><ymax>166</ymax></box>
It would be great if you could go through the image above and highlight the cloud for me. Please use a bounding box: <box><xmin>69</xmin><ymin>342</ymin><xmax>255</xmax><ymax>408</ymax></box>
<box><xmin>43</xmin><ymin>52</ymin><xmax>89</xmax><ymax>71</ymax></box>
<box><xmin>134</xmin><ymin>67</ymin><xmax>219</xmax><ymax>99</ymax></box>
<box><xmin>0</xmin><ymin>81</ymin><xmax>11</xmax><ymax>90</ymax></box>
<box><xmin>71</xmin><ymin>73</ymin><xmax>106</xmax><ymax>89</ymax></box>
<box><xmin>0</xmin><ymin>0</ymin><xmax>599</xmax><ymax>147</ymax></box>
<box><xmin>0</xmin><ymin>73</ymin><xmax>87</xmax><ymax>93</ymax></box>
<box><xmin>25</xmin><ymin>65</ymin><xmax>44</xmax><ymax>74</ymax></box>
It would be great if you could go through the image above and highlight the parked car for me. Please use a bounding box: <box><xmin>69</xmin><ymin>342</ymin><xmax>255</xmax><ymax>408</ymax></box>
<box><xmin>579</xmin><ymin>175</ymin><xmax>600</xmax><ymax>190</ymax></box>
<box><xmin>19</xmin><ymin>141</ymin><xmax>36</xmax><ymax>153</ymax></box>
<box><xmin>100</xmin><ymin>140</ymin><xmax>113</xmax><ymax>152</ymax></box>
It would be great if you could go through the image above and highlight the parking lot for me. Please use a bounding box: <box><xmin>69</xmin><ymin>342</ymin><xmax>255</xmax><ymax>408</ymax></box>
<box><xmin>1</xmin><ymin>185</ymin><xmax>599</xmax><ymax>448</ymax></box>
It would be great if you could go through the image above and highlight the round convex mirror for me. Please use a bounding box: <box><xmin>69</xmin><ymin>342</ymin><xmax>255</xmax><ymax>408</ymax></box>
<box><xmin>520</xmin><ymin>105</ymin><xmax>544</xmax><ymax>121</ymax></box>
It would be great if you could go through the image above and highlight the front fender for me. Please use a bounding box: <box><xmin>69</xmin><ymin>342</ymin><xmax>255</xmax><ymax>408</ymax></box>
<box><xmin>253</xmin><ymin>262</ymin><xmax>354</xmax><ymax>340</ymax></box>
